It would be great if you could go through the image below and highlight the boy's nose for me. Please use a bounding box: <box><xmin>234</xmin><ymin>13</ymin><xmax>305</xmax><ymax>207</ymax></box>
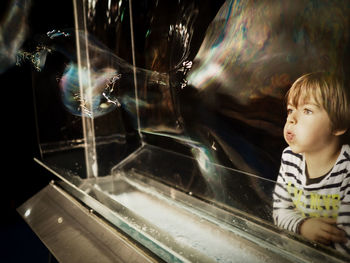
<box><xmin>287</xmin><ymin>112</ymin><xmax>297</xmax><ymax>124</ymax></box>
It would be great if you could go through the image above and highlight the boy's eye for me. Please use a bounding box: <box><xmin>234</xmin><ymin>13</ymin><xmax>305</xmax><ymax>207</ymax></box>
<box><xmin>287</xmin><ymin>108</ymin><xmax>293</xmax><ymax>115</ymax></box>
<box><xmin>303</xmin><ymin>108</ymin><xmax>313</xmax><ymax>115</ymax></box>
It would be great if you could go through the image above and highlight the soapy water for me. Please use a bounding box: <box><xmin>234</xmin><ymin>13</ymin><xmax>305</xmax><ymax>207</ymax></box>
<box><xmin>111</xmin><ymin>190</ymin><xmax>273</xmax><ymax>263</ymax></box>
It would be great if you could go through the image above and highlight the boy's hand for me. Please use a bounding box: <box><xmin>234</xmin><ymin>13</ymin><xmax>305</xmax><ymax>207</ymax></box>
<box><xmin>300</xmin><ymin>218</ymin><xmax>347</xmax><ymax>245</ymax></box>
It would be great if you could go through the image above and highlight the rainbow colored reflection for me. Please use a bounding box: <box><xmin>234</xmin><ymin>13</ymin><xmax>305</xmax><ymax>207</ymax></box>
<box><xmin>59</xmin><ymin>63</ymin><xmax>121</xmax><ymax>118</ymax></box>
<box><xmin>188</xmin><ymin>0</ymin><xmax>350</xmax><ymax>105</ymax></box>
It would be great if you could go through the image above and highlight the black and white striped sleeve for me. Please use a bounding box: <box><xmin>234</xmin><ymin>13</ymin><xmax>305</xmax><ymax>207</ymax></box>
<box><xmin>273</xmin><ymin>152</ymin><xmax>304</xmax><ymax>233</ymax></box>
<box><xmin>335</xmin><ymin>172</ymin><xmax>350</xmax><ymax>255</ymax></box>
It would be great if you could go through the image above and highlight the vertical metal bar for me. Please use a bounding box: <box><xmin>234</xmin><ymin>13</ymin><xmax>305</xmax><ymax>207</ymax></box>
<box><xmin>73</xmin><ymin>0</ymin><xmax>98</xmax><ymax>178</ymax></box>
<box><xmin>128</xmin><ymin>0</ymin><xmax>143</xmax><ymax>143</ymax></box>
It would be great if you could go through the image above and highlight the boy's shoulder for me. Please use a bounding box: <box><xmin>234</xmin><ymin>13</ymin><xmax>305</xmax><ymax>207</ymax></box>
<box><xmin>338</xmin><ymin>144</ymin><xmax>350</xmax><ymax>166</ymax></box>
<box><xmin>342</xmin><ymin>144</ymin><xmax>350</xmax><ymax>154</ymax></box>
<box><xmin>280</xmin><ymin>147</ymin><xmax>304</xmax><ymax>174</ymax></box>
<box><xmin>282</xmin><ymin>147</ymin><xmax>303</xmax><ymax>163</ymax></box>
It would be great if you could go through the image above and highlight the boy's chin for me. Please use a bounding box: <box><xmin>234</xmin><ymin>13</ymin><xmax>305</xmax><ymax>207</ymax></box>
<box><xmin>288</xmin><ymin>144</ymin><xmax>303</xmax><ymax>154</ymax></box>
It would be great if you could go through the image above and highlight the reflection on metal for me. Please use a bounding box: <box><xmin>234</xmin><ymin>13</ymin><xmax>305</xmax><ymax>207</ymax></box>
<box><xmin>17</xmin><ymin>183</ymin><xmax>160</xmax><ymax>263</ymax></box>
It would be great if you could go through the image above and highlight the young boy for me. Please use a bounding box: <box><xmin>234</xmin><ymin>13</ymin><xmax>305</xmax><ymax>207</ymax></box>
<box><xmin>273</xmin><ymin>72</ymin><xmax>350</xmax><ymax>255</ymax></box>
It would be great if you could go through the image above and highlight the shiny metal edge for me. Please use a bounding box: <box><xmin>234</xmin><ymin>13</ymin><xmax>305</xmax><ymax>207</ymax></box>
<box><xmin>32</xmin><ymin>158</ymin><xmax>190</xmax><ymax>263</ymax></box>
<box><xmin>17</xmin><ymin>183</ymin><xmax>161</xmax><ymax>263</ymax></box>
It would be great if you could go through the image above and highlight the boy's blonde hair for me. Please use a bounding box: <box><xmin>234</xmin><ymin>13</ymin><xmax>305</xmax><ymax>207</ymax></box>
<box><xmin>286</xmin><ymin>72</ymin><xmax>350</xmax><ymax>134</ymax></box>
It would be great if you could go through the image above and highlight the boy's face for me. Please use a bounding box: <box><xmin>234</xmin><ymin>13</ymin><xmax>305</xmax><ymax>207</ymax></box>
<box><xmin>284</xmin><ymin>96</ymin><xmax>335</xmax><ymax>154</ymax></box>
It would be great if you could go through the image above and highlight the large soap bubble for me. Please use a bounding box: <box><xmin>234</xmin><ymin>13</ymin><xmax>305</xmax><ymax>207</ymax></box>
<box><xmin>59</xmin><ymin>62</ymin><xmax>121</xmax><ymax>118</ymax></box>
<box><xmin>188</xmin><ymin>0</ymin><xmax>350</xmax><ymax>105</ymax></box>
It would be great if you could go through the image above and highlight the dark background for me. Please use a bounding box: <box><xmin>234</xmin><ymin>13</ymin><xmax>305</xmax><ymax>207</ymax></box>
<box><xmin>1</xmin><ymin>0</ymin><xmax>73</xmax><ymax>262</ymax></box>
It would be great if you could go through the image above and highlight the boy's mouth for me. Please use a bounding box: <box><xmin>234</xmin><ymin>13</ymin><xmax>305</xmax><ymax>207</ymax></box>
<box><xmin>285</xmin><ymin>131</ymin><xmax>294</xmax><ymax>142</ymax></box>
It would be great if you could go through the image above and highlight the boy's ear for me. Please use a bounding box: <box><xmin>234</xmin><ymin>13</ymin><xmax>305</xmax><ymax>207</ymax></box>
<box><xmin>333</xmin><ymin>128</ymin><xmax>347</xmax><ymax>136</ymax></box>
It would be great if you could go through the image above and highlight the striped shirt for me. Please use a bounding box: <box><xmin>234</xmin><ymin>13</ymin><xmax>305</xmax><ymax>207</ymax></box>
<box><xmin>273</xmin><ymin>144</ymin><xmax>350</xmax><ymax>255</ymax></box>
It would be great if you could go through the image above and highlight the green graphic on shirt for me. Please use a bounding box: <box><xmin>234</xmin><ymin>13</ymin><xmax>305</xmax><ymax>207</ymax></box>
<box><xmin>287</xmin><ymin>182</ymin><xmax>340</xmax><ymax>218</ymax></box>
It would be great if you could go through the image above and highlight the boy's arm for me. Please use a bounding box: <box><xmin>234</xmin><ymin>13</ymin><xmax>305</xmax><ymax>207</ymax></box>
<box><xmin>273</xmin><ymin>164</ymin><xmax>305</xmax><ymax>233</ymax></box>
<box><xmin>335</xmin><ymin>178</ymin><xmax>350</xmax><ymax>255</ymax></box>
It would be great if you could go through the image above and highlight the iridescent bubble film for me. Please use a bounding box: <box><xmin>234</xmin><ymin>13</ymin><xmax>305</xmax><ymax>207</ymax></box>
<box><xmin>59</xmin><ymin>62</ymin><xmax>121</xmax><ymax>118</ymax></box>
<box><xmin>0</xmin><ymin>0</ymin><xmax>31</xmax><ymax>73</ymax></box>
<box><xmin>188</xmin><ymin>0</ymin><xmax>350</xmax><ymax>104</ymax></box>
